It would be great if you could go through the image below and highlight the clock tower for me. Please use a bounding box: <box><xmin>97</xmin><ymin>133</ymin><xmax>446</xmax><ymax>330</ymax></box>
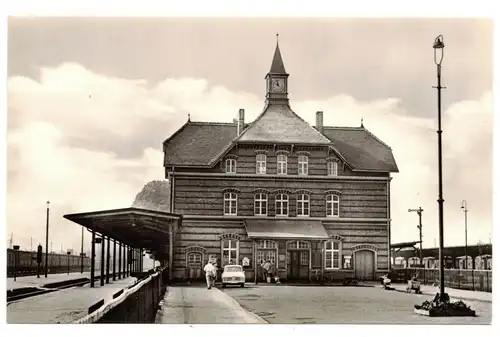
<box><xmin>265</xmin><ymin>34</ymin><xmax>289</xmax><ymax>106</ymax></box>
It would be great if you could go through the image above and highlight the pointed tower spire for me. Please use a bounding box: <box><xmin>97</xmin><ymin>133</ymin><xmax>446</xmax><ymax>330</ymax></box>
<box><xmin>269</xmin><ymin>33</ymin><xmax>287</xmax><ymax>74</ymax></box>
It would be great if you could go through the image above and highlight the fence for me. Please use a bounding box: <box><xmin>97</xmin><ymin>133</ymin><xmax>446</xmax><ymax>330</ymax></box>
<box><xmin>74</xmin><ymin>267</ymin><xmax>168</xmax><ymax>324</ymax></box>
<box><xmin>399</xmin><ymin>267</ymin><xmax>492</xmax><ymax>292</ymax></box>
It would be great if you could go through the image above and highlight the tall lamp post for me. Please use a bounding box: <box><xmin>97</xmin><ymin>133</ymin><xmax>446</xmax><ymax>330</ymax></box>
<box><xmin>80</xmin><ymin>227</ymin><xmax>84</xmax><ymax>273</ymax></box>
<box><xmin>408</xmin><ymin>207</ymin><xmax>424</xmax><ymax>264</ymax></box>
<box><xmin>461</xmin><ymin>200</ymin><xmax>468</xmax><ymax>269</ymax></box>
<box><xmin>433</xmin><ymin>34</ymin><xmax>447</xmax><ymax>301</ymax></box>
<box><xmin>45</xmin><ymin>201</ymin><xmax>50</xmax><ymax>278</ymax></box>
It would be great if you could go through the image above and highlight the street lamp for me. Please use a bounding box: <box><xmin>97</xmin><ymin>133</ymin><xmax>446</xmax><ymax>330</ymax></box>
<box><xmin>80</xmin><ymin>227</ymin><xmax>84</xmax><ymax>273</ymax></box>
<box><xmin>461</xmin><ymin>200</ymin><xmax>468</xmax><ymax>269</ymax></box>
<box><xmin>433</xmin><ymin>34</ymin><xmax>447</xmax><ymax>301</ymax></box>
<box><xmin>45</xmin><ymin>201</ymin><xmax>50</xmax><ymax>278</ymax></box>
<box><xmin>408</xmin><ymin>207</ymin><xmax>424</xmax><ymax>265</ymax></box>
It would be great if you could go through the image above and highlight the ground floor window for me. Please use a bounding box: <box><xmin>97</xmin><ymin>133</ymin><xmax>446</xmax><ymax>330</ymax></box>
<box><xmin>257</xmin><ymin>250</ymin><xmax>276</xmax><ymax>264</ymax></box>
<box><xmin>222</xmin><ymin>239</ymin><xmax>239</xmax><ymax>266</ymax></box>
<box><xmin>324</xmin><ymin>241</ymin><xmax>341</xmax><ymax>269</ymax></box>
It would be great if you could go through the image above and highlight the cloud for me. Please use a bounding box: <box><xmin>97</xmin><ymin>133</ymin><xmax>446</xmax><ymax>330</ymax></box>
<box><xmin>6</xmin><ymin>63</ymin><xmax>492</xmax><ymax>253</ymax></box>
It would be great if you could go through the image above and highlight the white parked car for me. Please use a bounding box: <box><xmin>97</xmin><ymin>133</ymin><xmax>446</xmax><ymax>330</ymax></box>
<box><xmin>221</xmin><ymin>265</ymin><xmax>245</xmax><ymax>288</ymax></box>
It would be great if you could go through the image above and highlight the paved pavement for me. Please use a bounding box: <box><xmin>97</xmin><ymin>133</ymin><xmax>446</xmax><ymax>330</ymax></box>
<box><xmin>155</xmin><ymin>285</ymin><xmax>266</xmax><ymax>324</ymax></box>
<box><xmin>7</xmin><ymin>276</ymin><xmax>137</xmax><ymax>324</ymax></box>
<box><xmin>222</xmin><ymin>284</ymin><xmax>492</xmax><ymax>324</ymax></box>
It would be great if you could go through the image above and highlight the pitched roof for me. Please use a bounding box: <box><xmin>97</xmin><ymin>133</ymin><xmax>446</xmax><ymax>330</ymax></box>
<box><xmin>322</xmin><ymin>126</ymin><xmax>399</xmax><ymax>172</ymax></box>
<box><xmin>237</xmin><ymin>104</ymin><xmax>331</xmax><ymax>144</ymax></box>
<box><xmin>163</xmin><ymin>121</ymin><xmax>237</xmax><ymax>166</ymax></box>
<box><xmin>269</xmin><ymin>42</ymin><xmax>287</xmax><ymax>74</ymax></box>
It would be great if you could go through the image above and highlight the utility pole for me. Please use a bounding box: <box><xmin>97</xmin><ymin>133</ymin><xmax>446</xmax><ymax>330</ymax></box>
<box><xmin>408</xmin><ymin>207</ymin><xmax>424</xmax><ymax>264</ymax></box>
<box><xmin>45</xmin><ymin>201</ymin><xmax>50</xmax><ymax>278</ymax></box>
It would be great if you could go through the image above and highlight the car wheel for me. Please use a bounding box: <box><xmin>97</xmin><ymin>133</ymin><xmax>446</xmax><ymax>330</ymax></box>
<box><xmin>222</xmin><ymin>283</ymin><xmax>226</xmax><ymax>288</ymax></box>
<box><xmin>240</xmin><ymin>283</ymin><xmax>245</xmax><ymax>288</ymax></box>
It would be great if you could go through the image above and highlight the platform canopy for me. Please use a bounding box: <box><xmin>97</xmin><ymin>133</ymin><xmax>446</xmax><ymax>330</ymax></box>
<box><xmin>244</xmin><ymin>219</ymin><xmax>329</xmax><ymax>240</ymax></box>
<box><xmin>64</xmin><ymin>207</ymin><xmax>182</xmax><ymax>251</ymax></box>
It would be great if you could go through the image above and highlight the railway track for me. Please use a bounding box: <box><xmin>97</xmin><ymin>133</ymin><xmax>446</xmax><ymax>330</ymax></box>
<box><xmin>7</xmin><ymin>277</ymin><xmax>97</xmax><ymax>304</ymax></box>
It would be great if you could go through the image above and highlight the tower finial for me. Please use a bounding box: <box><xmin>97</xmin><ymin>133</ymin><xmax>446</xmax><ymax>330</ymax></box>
<box><xmin>188</xmin><ymin>113</ymin><xmax>191</xmax><ymax>122</ymax></box>
<box><xmin>361</xmin><ymin>116</ymin><xmax>364</xmax><ymax>128</ymax></box>
<box><xmin>276</xmin><ymin>33</ymin><xmax>279</xmax><ymax>44</ymax></box>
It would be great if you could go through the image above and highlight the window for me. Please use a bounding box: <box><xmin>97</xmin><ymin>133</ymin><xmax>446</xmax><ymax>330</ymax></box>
<box><xmin>326</xmin><ymin>194</ymin><xmax>340</xmax><ymax>217</ymax></box>
<box><xmin>327</xmin><ymin>161</ymin><xmax>338</xmax><ymax>176</ymax></box>
<box><xmin>187</xmin><ymin>253</ymin><xmax>202</xmax><ymax>265</ymax></box>
<box><xmin>297</xmin><ymin>194</ymin><xmax>310</xmax><ymax>216</ymax></box>
<box><xmin>254</xmin><ymin>193</ymin><xmax>268</xmax><ymax>216</ymax></box>
<box><xmin>257</xmin><ymin>250</ymin><xmax>276</xmax><ymax>264</ymax></box>
<box><xmin>256</xmin><ymin>154</ymin><xmax>266</xmax><ymax>174</ymax></box>
<box><xmin>275</xmin><ymin>194</ymin><xmax>289</xmax><ymax>216</ymax></box>
<box><xmin>257</xmin><ymin>240</ymin><xmax>277</xmax><ymax>249</ymax></box>
<box><xmin>277</xmin><ymin>154</ymin><xmax>287</xmax><ymax>175</ymax></box>
<box><xmin>325</xmin><ymin>241</ymin><xmax>341</xmax><ymax>269</ymax></box>
<box><xmin>300</xmin><ymin>251</ymin><xmax>309</xmax><ymax>266</ymax></box>
<box><xmin>287</xmin><ymin>241</ymin><xmax>310</xmax><ymax>250</ymax></box>
<box><xmin>222</xmin><ymin>239</ymin><xmax>239</xmax><ymax>266</ymax></box>
<box><xmin>224</xmin><ymin>192</ymin><xmax>237</xmax><ymax>215</ymax></box>
<box><xmin>298</xmin><ymin>155</ymin><xmax>308</xmax><ymax>175</ymax></box>
<box><xmin>225</xmin><ymin>159</ymin><xmax>236</xmax><ymax>174</ymax></box>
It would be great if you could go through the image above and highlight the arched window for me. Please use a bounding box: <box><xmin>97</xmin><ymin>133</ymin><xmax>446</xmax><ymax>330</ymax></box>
<box><xmin>327</xmin><ymin>161</ymin><xmax>338</xmax><ymax>176</ymax></box>
<box><xmin>256</xmin><ymin>154</ymin><xmax>267</xmax><ymax>174</ymax></box>
<box><xmin>254</xmin><ymin>193</ymin><xmax>268</xmax><ymax>216</ymax></box>
<box><xmin>224</xmin><ymin>192</ymin><xmax>237</xmax><ymax>215</ymax></box>
<box><xmin>326</xmin><ymin>194</ymin><xmax>340</xmax><ymax>217</ymax></box>
<box><xmin>225</xmin><ymin>159</ymin><xmax>236</xmax><ymax>174</ymax></box>
<box><xmin>325</xmin><ymin>241</ymin><xmax>341</xmax><ymax>269</ymax></box>
<box><xmin>297</xmin><ymin>194</ymin><xmax>310</xmax><ymax>216</ymax></box>
<box><xmin>277</xmin><ymin>154</ymin><xmax>287</xmax><ymax>175</ymax></box>
<box><xmin>275</xmin><ymin>193</ymin><xmax>289</xmax><ymax>216</ymax></box>
<box><xmin>298</xmin><ymin>155</ymin><xmax>308</xmax><ymax>175</ymax></box>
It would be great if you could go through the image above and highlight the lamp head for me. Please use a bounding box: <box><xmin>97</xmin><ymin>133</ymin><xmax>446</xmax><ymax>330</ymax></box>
<box><xmin>433</xmin><ymin>35</ymin><xmax>445</xmax><ymax>49</ymax></box>
<box><xmin>433</xmin><ymin>35</ymin><xmax>444</xmax><ymax>66</ymax></box>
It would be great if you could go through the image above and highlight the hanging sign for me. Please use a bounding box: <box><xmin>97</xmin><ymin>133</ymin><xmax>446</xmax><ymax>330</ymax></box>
<box><xmin>242</xmin><ymin>257</ymin><xmax>250</xmax><ymax>266</ymax></box>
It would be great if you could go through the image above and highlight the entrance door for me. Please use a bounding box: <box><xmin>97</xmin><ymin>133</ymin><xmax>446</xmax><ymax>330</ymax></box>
<box><xmin>354</xmin><ymin>250</ymin><xmax>375</xmax><ymax>281</ymax></box>
<box><xmin>287</xmin><ymin>251</ymin><xmax>309</xmax><ymax>280</ymax></box>
<box><xmin>187</xmin><ymin>252</ymin><xmax>203</xmax><ymax>280</ymax></box>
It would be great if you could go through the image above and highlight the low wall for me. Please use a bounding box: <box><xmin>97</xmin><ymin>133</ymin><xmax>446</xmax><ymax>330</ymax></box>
<box><xmin>74</xmin><ymin>267</ymin><xmax>167</xmax><ymax>324</ymax></box>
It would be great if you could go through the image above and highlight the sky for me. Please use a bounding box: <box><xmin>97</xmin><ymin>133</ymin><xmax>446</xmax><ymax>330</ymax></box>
<box><xmin>5</xmin><ymin>17</ymin><xmax>493</xmax><ymax>254</ymax></box>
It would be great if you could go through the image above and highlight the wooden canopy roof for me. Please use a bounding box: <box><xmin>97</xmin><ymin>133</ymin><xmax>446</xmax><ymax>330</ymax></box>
<box><xmin>64</xmin><ymin>207</ymin><xmax>182</xmax><ymax>251</ymax></box>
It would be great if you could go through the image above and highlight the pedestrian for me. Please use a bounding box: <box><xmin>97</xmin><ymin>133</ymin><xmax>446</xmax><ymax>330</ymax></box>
<box><xmin>260</xmin><ymin>260</ymin><xmax>266</xmax><ymax>282</ymax></box>
<box><xmin>267</xmin><ymin>260</ymin><xmax>275</xmax><ymax>283</ymax></box>
<box><xmin>263</xmin><ymin>260</ymin><xmax>271</xmax><ymax>283</ymax></box>
<box><xmin>212</xmin><ymin>262</ymin><xmax>218</xmax><ymax>288</ymax></box>
<box><xmin>203</xmin><ymin>261</ymin><xmax>215</xmax><ymax>290</ymax></box>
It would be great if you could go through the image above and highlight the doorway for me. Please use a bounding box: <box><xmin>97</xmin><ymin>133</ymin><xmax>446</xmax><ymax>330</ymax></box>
<box><xmin>187</xmin><ymin>252</ymin><xmax>203</xmax><ymax>280</ymax></box>
<box><xmin>354</xmin><ymin>250</ymin><xmax>375</xmax><ymax>281</ymax></box>
<box><xmin>287</xmin><ymin>250</ymin><xmax>309</xmax><ymax>280</ymax></box>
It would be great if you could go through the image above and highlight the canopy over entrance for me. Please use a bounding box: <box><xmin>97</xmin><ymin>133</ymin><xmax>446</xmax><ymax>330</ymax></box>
<box><xmin>390</xmin><ymin>241</ymin><xmax>421</xmax><ymax>253</ymax></box>
<box><xmin>64</xmin><ymin>207</ymin><xmax>182</xmax><ymax>251</ymax></box>
<box><xmin>244</xmin><ymin>219</ymin><xmax>329</xmax><ymax>240</ymax></box>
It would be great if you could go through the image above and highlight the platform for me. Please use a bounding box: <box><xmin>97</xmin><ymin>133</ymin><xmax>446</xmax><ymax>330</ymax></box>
<box><xmin>155</xmin><ymin>285</ymin><xmax>265</xmax><ymax>324</ymax></box>
<box><xmin>7</xmin><ymin>276</ymin><xmax>137</xmax><ymax>324</ymax></box>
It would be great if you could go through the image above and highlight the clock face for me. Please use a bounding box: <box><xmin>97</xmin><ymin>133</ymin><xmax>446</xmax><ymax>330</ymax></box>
<box><xmin>271</xmin><ymin>79</ymin><xmax>285</xmax><ymax>92</ymax></box>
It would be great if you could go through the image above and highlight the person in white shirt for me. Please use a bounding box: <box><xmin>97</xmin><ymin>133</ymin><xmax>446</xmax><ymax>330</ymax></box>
<box><xmin>203</xmin><ymin>261</ymin><xmax>215</xmax><ymax>290</ymax></box>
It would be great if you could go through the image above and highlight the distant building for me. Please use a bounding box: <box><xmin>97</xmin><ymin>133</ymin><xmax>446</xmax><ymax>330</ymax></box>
<box><xmin>163</xmin><ymin>40</ymin><xmax>399</xmax><ymax>282</ymax></box>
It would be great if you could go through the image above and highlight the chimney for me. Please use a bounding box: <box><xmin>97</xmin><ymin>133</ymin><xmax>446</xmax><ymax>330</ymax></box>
<box><xmin>316</xmin><ymin>111</ymin><xmax>324</xmax><ymax>134</ymax></box>
<box><xmin>238</xmin><ymin>109</ymin><xmax>245</xmax><ymax>135</ymax></box>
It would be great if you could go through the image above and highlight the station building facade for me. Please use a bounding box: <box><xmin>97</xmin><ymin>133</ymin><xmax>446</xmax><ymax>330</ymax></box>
<box><xmin>163</xmin><ymin>41</ymin><xmax>399</xmax><ymax>282</ymax></box>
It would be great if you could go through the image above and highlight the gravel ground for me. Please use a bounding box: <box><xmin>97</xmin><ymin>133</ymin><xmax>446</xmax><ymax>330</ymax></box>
<box><xmin>222</xmin><ymin>284</ymin><xmax>492</xmax><ymax>324</ymax></box>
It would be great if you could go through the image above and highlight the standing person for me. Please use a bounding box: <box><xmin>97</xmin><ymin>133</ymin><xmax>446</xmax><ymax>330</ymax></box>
<box><xmin>263</xmin><ymin>260</ymin><xmax>271</xmax><ymax>283</ymax></box>
<box><xmin>203</xmin><ymin>261</ymin><xmax>215</xmax><ymax>290</ymax></box>
<box><xmin>212</xmin><ymin>262</ymin><xmax>218</xmax><ymax>288</ymax></box>
<box><xmin>267</xmin><ymin>260</ymin><xmax>275</xmax><ymax>283</ymax></box>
